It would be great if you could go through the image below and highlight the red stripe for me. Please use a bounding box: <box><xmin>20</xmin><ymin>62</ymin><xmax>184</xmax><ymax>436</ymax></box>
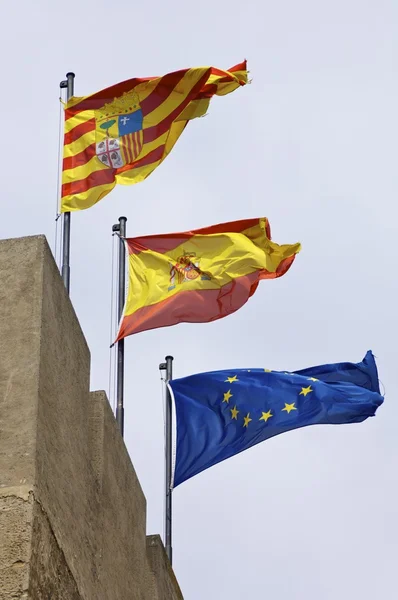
<box><xmin>209</xmin><ymin>66</ymin><xmax>237</xmax><ymax>78</ymax></box>
<box><xmin>65</xmin><ymin>77</ymin><xmax>157</xmax><ymax>118</ymax></box>
<box><xmin>140</xmin><ymin>70</ymin><xmax>192</xmax><ymax>115</ymax></box>
<box><xmin>63</xmin><ymin>137</ymin><xmax>161</xmax><ymax>195</ymax></box>
<box><xmin>127</xmin><ymin>134</ymin><xmax>133</xmax><ymax>162</ymax></box>
<box><xmin>115</xmin><ymin>265</ymin><xmax>287</xmax><ymax>340</ymax></box>
<box><xmin>61</xmin><ymin>168</ymin><xmax>115</xmax><ymax>198</ymax></box>
<box><xmin>124</xmin><ymin>134</ymin><xmax>133</xmax><ymax>164</ymax></box>
<box><xmin>64</xmin><ymin>118</ymin><xmax>96</xmax><ymax>145</ymax></box>
<box><xmin>258</xmin><ymin>255</ymin><xmax>296</xmax><ymax>282</ymax></box>
<box><xmin>65</xmin><ymin>70</ymin><xmax>206</xmax><ymax>167</ymax></box>
<box><xmin>129</xmin><ymin>133</ymin><xmax>135</xmax><ymax>162</ymax></box>
<box><xmin>195</xmin><ymin>64</ymin><xmax>247</xmax><ymax>100</ymax></box>
<box><xmin>116</xmin><ymin>144</ymin><xmax>165</xmax><ymax>174</ymax></box>
<box><xmin>65</xmin><ymin>63</ymin><xmax>246</xmax><ymax>119</ymax></box>
<box><xmin>142</xmin><ymin>70</ymin><xmax>211</xmax><ymax>145</ymax></box>
<box><xmin>65</xmin><ymin>69</ymin><xmax>192</xmax><ymax>119</ymax></box>
<box><xmin>195</xmin><ymin>85</ymin><xmax>218</xmax><ymax>99</ymax></box>
<box><xmin>228</xmin><ymin>60</ymin><xmax>247</xmax><ymax>73</ymax></box>
<box><xmin>126</xmin><ymin>218</ymin><xmax>266</xmax><ymax>255</ymax></box>
<box><xmin>134</xmin><ymin>132</ymin><xmax>139</xmax><ymax>159</ymax></box>
<box><xmin>133</xmin><ymin>132</ymin><xmax>138</xmax><ymax>161</ymax></box>
<box><xmin>63</xmin><ymin>143</ymin><xmax>96</xmax><ymax>171</ymax></box>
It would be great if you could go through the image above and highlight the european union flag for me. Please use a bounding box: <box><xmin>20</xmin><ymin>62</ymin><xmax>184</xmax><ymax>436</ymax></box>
<box><xmin>169</xmin><ymin>351</ymin><xmax>383</xmax><ymax>487</ymax></box>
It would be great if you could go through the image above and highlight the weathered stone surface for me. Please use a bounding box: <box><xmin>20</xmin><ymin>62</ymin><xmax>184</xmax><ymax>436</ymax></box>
<box><xmin>0</xmin><ymin>235</ymin><xmax>43</xmax><ymax>490</ymax></box>
<box><xmin>94</xmin><ymin>391</ymin><xmax>152</xmax><ymax>599</ymax></box>
<box><xmin>28</xmin><ymin>500</ymin><xmax>81</xmax><ymax>600</ymax></box>
<box><xmin>0</xmin><ymin>236</ymin><xmax>183</xmax><ymax>599</ymax></box>
<box><xmin>0</xmin><ymin>489</ymin><xmax>32</xmax><ymax>600</ymax></box>
<box><xmin>147</xmin><ymin>535</ymin><xmax>184</xmax><ymax>600</ymax></box>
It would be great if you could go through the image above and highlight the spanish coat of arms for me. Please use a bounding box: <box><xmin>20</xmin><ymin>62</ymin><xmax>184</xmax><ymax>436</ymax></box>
<box><xmin>169</xmin><ymin>252</ymin><xmax>211</xmax><ymax>291</ymax></box>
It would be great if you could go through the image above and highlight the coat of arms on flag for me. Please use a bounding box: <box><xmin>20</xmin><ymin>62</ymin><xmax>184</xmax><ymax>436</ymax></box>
<box><xmin>61</xmin><ymin>61</ymin><xmax>248</xmax><ymax>211</ymax></box>
<box><xmin>94</xmin><ymin>91</ymin><xmax>144</xmax><ymax>169</ymax></box>
<box><xmin>169</xmin><ymin>252</ymin><xmax>211</xmax><ymax>291</ymax></box>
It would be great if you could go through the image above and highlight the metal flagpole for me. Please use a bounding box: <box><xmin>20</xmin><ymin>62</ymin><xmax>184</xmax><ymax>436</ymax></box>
<box><xmin>159</xmin><ymin>355</ymin><xmax>174</xmax><ymax>564</ymax></box>
<box><xmin>112</xmin><ymin>216</ymin><xmax>127</xmax><ymax>436</ymax></box>
<box><xmin>59</xmin><ymin>72</ymin><xmax>75</xmax><ymax>294</ymax></box>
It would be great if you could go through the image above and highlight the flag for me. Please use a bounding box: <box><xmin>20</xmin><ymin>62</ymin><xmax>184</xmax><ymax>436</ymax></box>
<box><xmin>61</xmin><ymin>61</ymin><xmax>248</xmax><ymax>211</ymax></box>
<box><xmin>169</xmin><ymin>351</ymin><xmax>383</xmax><ymax>487</ymax></box>
<box><xmin>115</xmin><ymin>217</ymin><xmax>301</xmax><ymax>340</ymax></box>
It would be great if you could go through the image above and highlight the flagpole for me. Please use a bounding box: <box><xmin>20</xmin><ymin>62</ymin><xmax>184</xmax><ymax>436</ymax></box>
<box><xmin>159</xmin><ymin>355</ymin><xmax>174</xmax><ymax>564</ymax></box>
<box><xmin>59</xmin><ymin>72</ymin><xmax>75</xmax><ymax>294</ymax></box>
<box><xmin>112</xmin><ymin>216</ymin><xmax>127</xmax><ymax>436</ymax></box>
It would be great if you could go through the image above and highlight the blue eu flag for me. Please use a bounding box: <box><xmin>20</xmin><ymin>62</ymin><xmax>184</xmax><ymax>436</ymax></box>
<box><xmin>170</xmin><ymin>351</ymin><xmax>383</xmax><ymax>487</ymax></box>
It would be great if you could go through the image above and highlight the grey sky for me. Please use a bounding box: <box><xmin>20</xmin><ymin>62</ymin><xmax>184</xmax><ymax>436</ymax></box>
<box><xmin>1</xmin><ymin>0</ymin><xmax>397</xmax><ymax>598</ymax></box>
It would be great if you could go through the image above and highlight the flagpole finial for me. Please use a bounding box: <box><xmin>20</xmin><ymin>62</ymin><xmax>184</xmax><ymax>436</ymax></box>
<box><xmin>60</xmin><ymin>72</ymin><xmax>75</xmax><ymax>90</ymax></box>
<box><xmin>112</xmin><ymin>216</ymin><xmax>127</xmax><ymax>234</ymax></box>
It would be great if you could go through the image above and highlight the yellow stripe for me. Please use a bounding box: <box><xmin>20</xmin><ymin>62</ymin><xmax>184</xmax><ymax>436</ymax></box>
<box><xmin>116</xmin><ymin>123</ymin><xmax>185</xmax><ymax>184</ymax></box>
<box><xmin>63</xmin><ymin>130</ymin><xmax>95</xmax><ymax>159</ymax></box>
<box><xmin>143</xmin><ymin>68</ymin><xmax>210</xmax><ymax>127</ymax></box>
<box><xmin>64</xmin><ymin>78</ymin><xmax>159</xmax><ymax>112</ymax></box>
<box><xmin>207</xmin><ymin>68</ymin><xmax>247</xmax><ymax>84</ymax></box>
<box><xmin>61</xmin><ymin>154</ymin><xmax>108</xmax><ymax>184</ymax></box>
<box><xmin>207</xmin><ymin>68</ymin><xmax>248</xmax><ymax>96</ymax></box>
<box><xmin>138</xmin><ymin>131</ymin><xmax>168</xmax><ymax>157</ymax></box>
<box><xmin>176</xmin><ymin>99</ymin><xmax>209</xmax><ymax>122</ymax></box>
<box><xmin>64</xmin><ymin>109</ymin><xmax>93</xmax><ymax>133</ymax></box>
<box><xmin>214</xmin><ymin>79</ymin><xmax>246</xmax><ymax>96</ymax></box>
<box><xmin>124</xmin><ymin>223</ymin><xmax>300</xmax><ymax>316</ymax></box>
<box><xmin>62</xmin><ymin>65</ymin><xmax>248</xmax><ymax>211</ymax></box>
<box><xmin>164</xmin><ymin>120</ymin><xmax>186</xmax><ymax>155</ymax></box>
<box><xmin>61</xmin><ymin>181</ymin><xmax>115</xmax><ymax>212</ymax></box>
<box><xmin>63</xmin><ymin>128</ymin><xmax>168</xmax><ymax>182</ymax></box>
<box><xmin>63</xmin><ymin>106</ymin><xmax>167</xmax><ymax>163</ymax></box>
<box><xmin>116</xmin><ymin>160</ymin><xmax>162</xmax><ymax>185</ymax></box>
<box><xmin>134</xmin><ymin>78</ymin><xmax>170</xmax><ymax>102</ymax></box>
<box><xmin>61</xmin><ymin>159</ymin><xmax>164</xmax><ymax>210</ymax></box>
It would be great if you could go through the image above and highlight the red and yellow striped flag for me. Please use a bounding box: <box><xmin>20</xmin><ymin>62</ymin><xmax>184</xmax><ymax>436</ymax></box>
<box><xmin>61</xmin><ymin>61</ymin><xmax>248</xmax><ymax>212</ymax></box>
<box><xmin>115</xmin><ymin>218</ymin><xmax>301</xmax><ymax>340</ymax></box>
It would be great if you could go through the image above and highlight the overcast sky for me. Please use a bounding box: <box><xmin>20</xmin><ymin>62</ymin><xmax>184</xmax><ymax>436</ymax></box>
<box><xmin>1</xmin><ymin>0</ymin><xmax>397</xmax><ymax>598</ymax></box>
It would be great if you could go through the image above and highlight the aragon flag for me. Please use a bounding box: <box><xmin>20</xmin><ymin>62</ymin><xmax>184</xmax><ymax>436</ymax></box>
<box><xmin>61</xmin><ymin>62</ymin><xmax>248</xmax><ymax>212</ymax></box>
<box><xmin>115</xmin><ymin>218</ymin><xmax>301</xmax><ymax>341</ymax></box>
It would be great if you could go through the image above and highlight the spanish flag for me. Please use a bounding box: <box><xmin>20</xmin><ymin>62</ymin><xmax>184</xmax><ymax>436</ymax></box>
<box><xmin>61</xmin><ymin>62</ymin><xmax>248</xmax><ymax>212</ymax></box>
<box><xmin>115</xmin><ymin>218</ymin><xmax>301</xmax><ymax>340</ymax></box>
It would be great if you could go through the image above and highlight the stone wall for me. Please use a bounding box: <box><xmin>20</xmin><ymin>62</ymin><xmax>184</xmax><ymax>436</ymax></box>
<box><xmin>0</xmin><ymin>235</ymin><xmax>183</xmax><ymax>600</ymax></box>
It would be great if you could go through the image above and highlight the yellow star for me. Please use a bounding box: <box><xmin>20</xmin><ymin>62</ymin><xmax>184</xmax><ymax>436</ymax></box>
<box><xmin>307</xmin><ymin>377</ymin><xmax>318</xmax><ymax>382</ymax></box>
<box><xmin>223</xmin><ymin>390</ymin><xmax>233</xmax><ymax>404</ymax></box>
<box><xmin>300</xmin><ymin>385</ymin><xmax>313</xmax><ymax>397</ymax></box>
<box><xmin>264</xmin><ymin>369</ymin><xmax>272</xmax><ymax>372</ymax></box>
<box><xmin>230</xmin><ymin>405</ymin><xmax>239</xmax><ymax>420</ymax></box>
<box><xmin>259</xmin><ymin>410</ymin><xmax>273</xmax><ymax>423</ymax></box>
<box><xmin>225</xmin><ymin>375</ymin><xmax>238</xmax><ymax>383</ymax></box>
<box><xmin>243</xmin><ymin>413</ymin><xmax>252</xmax><ymax>427</ymax></box>
<box><xmin>282</xmin><ymin>403</ymin><xmax>297</xmax><ymax>414</ymax></box>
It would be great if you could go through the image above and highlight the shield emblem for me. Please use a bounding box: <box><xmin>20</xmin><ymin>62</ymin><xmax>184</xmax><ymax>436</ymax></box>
<box><xmin>119</xmin><ymin>130</ymin><xmax>144</xmax><ymax>165</ymax></box>
<box><xmin>96</xmin><ymin>138</ymin><xmax>124</xmax><ymax>168</ymax></box>
<box><xmin>95</xmin><ymin>91</ymin><xmax>144</xmax><ymax>169</ymax></box>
